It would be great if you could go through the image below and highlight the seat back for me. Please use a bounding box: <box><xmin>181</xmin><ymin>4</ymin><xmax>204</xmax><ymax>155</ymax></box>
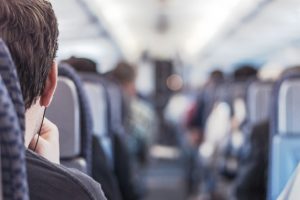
<box><xmin>84</xmin><ymin>82</ymin><xmax>107</xmax><ymax>137</ymax></box>
<box><xmin>0</xmin><ymin>39</ymin><xmax>28</xmax><ymax>200</ymax></box>
<box><xmin>83</xmin><ymin>81</ymin><xmax>114</xmax><ymax>168</ymax></box>
<box><xmin>247</xmin><ymin>81</ymin><xmax>273</xmax><ymax>125</ymax></box>
<box><xmin>106</xmin><ymin>81</ymin><xmax>127</xmax><ymax>136</ymax></box>
<box><xmin>238</xmin><ymin>81</ymin><xmax>273</xmax><ymax>163</ymax></box>
<box><xmin>215</xmin><ymin>81</ymin><xmax>231</xmax><ymax>103</ymax></box>
<box><xmin>277</xmin><ymin>162</ymin><xmax>300</xmax><ymax>200</ymax></box>
<box><xmin>79</xmin><ymin>72</ymin><xmax>126</xmax><ymax>137</ymax></box>
<box><xmin>231</xmin><ymin>81</ymin><xmax>248</xmax><ymax>100</ymax></box>
<box><xmin>0</xmin><ymin>151</ymin><xmax>2</xmax><ymax>200</ymax></box>
<box><xmin>46</xmin><ymin>77</ymin><xmax>87</xmax><ymax>172</ymax></box>
<box><xmin>101</xmin><ymin>79</ymin><xmax>140</xmax><ymax>200</ymax></box>
<box><xmin>0</xmin><ymin>76</ymin><xmax>28</xmax><ymax>200</ymax></box>
<box><xmin>57</xmin><ymin>65</ymin><xmax>94</xmax><ymax>174</ymax></box>
<box><xmin>78</xmin><ymin>73</ymin><xmax>110</xmax><ymax>135</ymax></box>
<box><xmin>278</xmin><ymin>80</ymin><xmax>300</xmax><ymax>134</ymax></box>
<box><xmin>72</xmin><ymin>69</ymin><xmax>138</xmax><ymax>199</ymax></box>
<box><xmin>0</xmin><ymin>152</ymin><xmax>3</xmax><ymax>199</ymax></box>
<box><xmin>76</xmin><ymin>72</ymin><xmax>125</xmax><ymax>200</ymax></box>
<box><xmin>268</xmin><ymin>75</ymin><xmax>300</xmax><ymax>200</ymax></box>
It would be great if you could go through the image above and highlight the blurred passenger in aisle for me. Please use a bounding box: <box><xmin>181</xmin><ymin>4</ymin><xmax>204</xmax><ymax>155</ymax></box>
<box><xmin>110</xmin><ymin>62</ymin><xmax>158</xmax><ymax>196</ymax></box>
<box><xmin>110</xmin><ymin>61</ymin><xmax>157</xmax><ymax>165</ymax></box>
<box><xmin>182</xmin><ymin>70</ymin><xmax>225</xmax><ymax>197</ymax></box>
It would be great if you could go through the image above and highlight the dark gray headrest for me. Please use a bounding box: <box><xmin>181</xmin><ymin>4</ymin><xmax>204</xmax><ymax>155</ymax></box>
<box><xmin>278</xmin><ymin>79</ymin><xmax>300</xmax><ymax>134</ymax></box>
<box><xmin>231</xmin><ymin>82</ymin><xmax>248</xmax><ymax>99</ymax></box>
<box><xmin>47</xmin><ymin>77</ymin><xmax>81</xmax><ymax>158</ymax></box>
<box><xmin>106</xmin><ymin>83</ymin><xmax>123</xmax><ymax>127</ymax></box>
<box><xmin>0</xmin><ymin>39</ymin><xmax>28</xmax><ymax>200</ymax></box>
<box><xmin>83</xmin><ymin>82</ymin><xmax>107</xmax><ymax>137</ymax></box>
<box><xmin>0</xmin><ymin>154</ymin><xmax>2</xmax><ymax>199</ymax></box>
<box><xmin>247</xmin><ymin>82</ymin><xmax>273</xmax><ymax>124</ymax></box>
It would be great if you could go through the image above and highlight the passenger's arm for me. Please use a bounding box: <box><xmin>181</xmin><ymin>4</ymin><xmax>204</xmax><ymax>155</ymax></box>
<box><xmin>29</xmin><ymin>118</ymin><xmax>60</xmax><ymax>164</ymax></box>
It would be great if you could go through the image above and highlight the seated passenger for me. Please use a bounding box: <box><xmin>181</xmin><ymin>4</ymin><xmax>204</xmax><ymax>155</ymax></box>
<box><xmin>233</xmin><ymin>66</ymin><xmax>300</xmax><ymax>200</ymax></box>
<box><xmin>111</xmin><ymin>61</ymin><xmax>156</xmax><ymax>198</ymax></box>
<box><xmin>234</xmin><ymin>121</ymin><xmax>269</xmax><ymax>200</ymax></box>
<box><xmin>0</xmin><ymin>0</ymin><xmax>106</xmax><ymax>199</ymax></box>
<box><xmin>111</xmin><ymin>61</ymin><xmax>155</xmax><ymax>165</ymax></box>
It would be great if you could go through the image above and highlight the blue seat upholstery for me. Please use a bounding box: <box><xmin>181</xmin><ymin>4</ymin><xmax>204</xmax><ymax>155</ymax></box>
<box><xmin>76</xmin><ymin>72</ymin><xmax>124</xmax><ymax>200</ymax></box>
<box><xmin>238</xmin><ymin>81</ymin><xmax>273</xmax><ymax>162</ymax></box>
<box><xmin>80</xmin><ymin>72</ymin><xmax>139</xmax><ymax>199</ymax></box>
<box><xmin>105</xmin><ymin>81</ymin><xmax>127</xmax><ymax>137</ymax></box>
<box><xmin>47</xmin><ymin>64</ymin><xmax>93</xmax><ymax>175</ymax></box>
<box><xmin>268</xmin><ymin>74</ymin><xmax>300</xmax><ymax>200</ymax></box>
<box><xmin>79</xmin><ymin>72</ymin><xmax>127</xmax><ymax>166</ymax></box>
<box><xmin>246</xmin><ymin>81</ymin><xmax>273</xmax><ymax>126</ymax></box>
<box><xmin>277</xmin><ymin>163</ymin><xmax>300</xmax><ymax>199</ymax></box>
<box><xmin>79</xmin><ymin>73</ymin><xmax>114</xmax><ymax>169</ymax></box>
<box><xmin>46</xmin><ymin>77</ymin><xmax>87</xmax><ymax>172</ymax></box>
<box><xmin>231</xmin><ymin>81</ymin><xmax>249</xmax><ymax>100</ymax></box>
<box><xmin>0</xmin><ymin>39</ymin><xmax>28</xmax><ymax>200</ymax></box>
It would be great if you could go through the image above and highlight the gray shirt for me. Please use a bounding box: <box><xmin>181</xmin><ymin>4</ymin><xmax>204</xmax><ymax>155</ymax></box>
<box><xmin>26</xmin><ymin>150</ymin><xmax>107</xmax><ymax>200</ymax></box>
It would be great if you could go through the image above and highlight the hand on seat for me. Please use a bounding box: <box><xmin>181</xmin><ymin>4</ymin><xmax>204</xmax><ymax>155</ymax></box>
<box><xmin>29</xmin><ymin>118</ymin><xmax>60</xmax><ymax>164</ymax></box>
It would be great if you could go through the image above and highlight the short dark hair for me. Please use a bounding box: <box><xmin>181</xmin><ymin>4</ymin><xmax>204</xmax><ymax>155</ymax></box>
<box><xmin>0</xmin><ymin>0</ymin><xmax>59</xmax><ymax>109</ymax></box>
<box><xmin>281</xmin><ymin>66</ymin><xmax>300</xmax><ymax>78</ymax></box>
<box><xmin>111</xmin><ymin>61</ymin><xmax>136</xmax><ymax>84</ymax></box>
<box><xmin>233</xmin><ymin>65</ymin><xmax>257</xmax><ymax>81</ymax></box>
<box><xmin>210</xmin><ymin>70</ymin><xmax>224</xmax><ymax>81</ymax></box>
<box><xmin>62</xmin><ymin>56</ymin><xmax>97</xmax><ymax>73</ymax></box>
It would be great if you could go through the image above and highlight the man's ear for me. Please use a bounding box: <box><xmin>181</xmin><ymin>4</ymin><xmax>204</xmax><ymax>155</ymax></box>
<box><xmin>40</xmin><ymin>62</ymin><xmax>58</xmax><ymax>107</ymax></box>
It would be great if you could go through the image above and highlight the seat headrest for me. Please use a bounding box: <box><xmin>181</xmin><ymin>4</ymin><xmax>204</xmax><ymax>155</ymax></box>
<box><xmin>278</xmin><ymin>163</ymin><xmax>300</xmax><ymax>199</ymax></box>
<box><xmin>215</xmin><ymin>83</ymin><xmax>230</xmax><ymax>102</ymax></box>
<box><xmin>0</xmin><ymin>154</ymin><xmax>2</xmax><ymax>199</ymax></box>
<box><xmin>278</xmin><ymin>79</ymin><xmax>300</xmax><ymax>134</ymax></box>
<box><xmin>0</xmin><ymin>40</ymin><xmax>25</xmax><ymax>133</ymax></box>
<box><xmin>247</xmin><ymin>81</ymin><xmax>273</xmax><ymax>124</ymax></box>
<box><xmin>0</xmin><ymin>75</ymin><xmax>28</xmax><ymax>200</ymax></box>
<box><xmin>231</xmin><ymin>81</ymin><xmax>248</xmax><ymax>100</ymax></box>
<box><xmin>83</xmin><ymin>82</ymin><xmax>108</xmax><ymax>137</ymax></box>
<box><xmin>106</xmin><ymin>82</ymin><xmax>123</xmax><ymax>125</ymax></box>
<box><xmin>47</xmin><ymin>77</ymin><xmax>81</xmax><ymax>158</ymax></box>
<box><xmin>0</xmin><ymin>39</ymin><xmax>28</xmax><ymax>200</ymax></box>
<box><xmin>58</xmin><ymin>64</ymin><xmax>93</xmax><ymax>175</ymax></box>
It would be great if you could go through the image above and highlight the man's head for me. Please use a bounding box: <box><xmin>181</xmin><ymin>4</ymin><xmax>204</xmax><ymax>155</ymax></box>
<box><xmin>210</xmin><ymin>69</ymin><xmax>224</xmax><ymax>82</ymax></box>
<box><xmin>62</xmin><ymin>56</ymin><xmax>98</xmax><ymax>73</ymax></box>
<box><xmin>111</xmin><ymin>61</ymin><xmax>137</xmax><ymax>97</ymax></box>
<box><xmin>0</xmin><ymin>0</ymin><xmax>59</xmax><ymax>146</ymax></box>
<box><xmin>233</xmin><ymin>64</ymin><xmax>257</xmax><ymax>81</ymax></box>
<box><xmin>0</xmin><ymin>0</ymin><xmax>59</xmax><ymax>109</ymax></box>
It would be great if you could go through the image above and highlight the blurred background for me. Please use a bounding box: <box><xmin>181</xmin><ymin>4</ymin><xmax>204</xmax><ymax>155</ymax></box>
<box><xmin>49</xmin><ymin>0</ymin><xmax>300</xmax><ymax>199</ymax></box>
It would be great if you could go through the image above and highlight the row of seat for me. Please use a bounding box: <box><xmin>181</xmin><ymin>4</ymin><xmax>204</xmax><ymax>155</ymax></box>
<box><xmin>46</xmin><ymin>64</ymin><xmax>139</xmax><ymax>200</ymax></box>
<box><xmin>0</xmin><ymin>38</ymin><xmax>139</xmax><ymax>200</ymax></box>
<box><xmin>196</xmin><ymin>76</ymin><xmax>274</xmax><ymax>198</ymax></box>
<box><xmin>215</xmin><ymin>74</ymin><xmax>300</xmax><ymax>199</ymax></box>
<box><xmin>246</xmin><ymin>81</ymin><xmax>273</xmax><ymax>126</ymax></box>
<box><xmin>0</xmin><ymin>39</ymin><xmax>29</xmax><ymax>200</ymax></box>
<box><xmin>0</xmin><ymin>36</ymin><xmax>142</xmax><ymax>199</ymax></box>
<box><xmin>239</xmin><ymin>81</ymin><xmax>273</xmax><ymax>161</ymax></box>
<box><xmin>268</xmin><ymin>74</ymin><xmax>300</xmax><ymax>200</ymax></box>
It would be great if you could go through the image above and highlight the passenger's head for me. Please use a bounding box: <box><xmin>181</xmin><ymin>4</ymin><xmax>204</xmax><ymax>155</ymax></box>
<box><xmin>233</xmin><ymin>64</ymin><xmax>257</xmax><ymax>81</ymax></box>
<box><xmin>0</xmin><ymin>0</ymin><xmax>59</xmax><ymax>109</ymax></box>
<box><xmin>280</xmin><ymin>66</ymin><xmax>300</xmax><ymax>78</ymax></box>
<box><xmin>61</xmin><ymin>56</ymin><xmax>97</xmax><ymax>73</ymax></box>
<box><xmin>209</xmin><ymin>69</ymin><xmax>224</xmax><ymax>82</ymax></box>
<box><xmin>0</xmin><ymin>0</ymin><xmax>59</xmax><ymax>146</ymax></box>
<box><xmin>111</xmin><ymin>61</ymin><xmax>137</xmax><ymax>96</ymax></box>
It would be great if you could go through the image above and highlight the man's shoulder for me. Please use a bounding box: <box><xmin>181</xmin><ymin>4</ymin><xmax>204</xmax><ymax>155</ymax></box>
<box><xmin>26</xmin><ymin>150</ymin><xmax>107</xmax><ymax>200</ymax></box>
